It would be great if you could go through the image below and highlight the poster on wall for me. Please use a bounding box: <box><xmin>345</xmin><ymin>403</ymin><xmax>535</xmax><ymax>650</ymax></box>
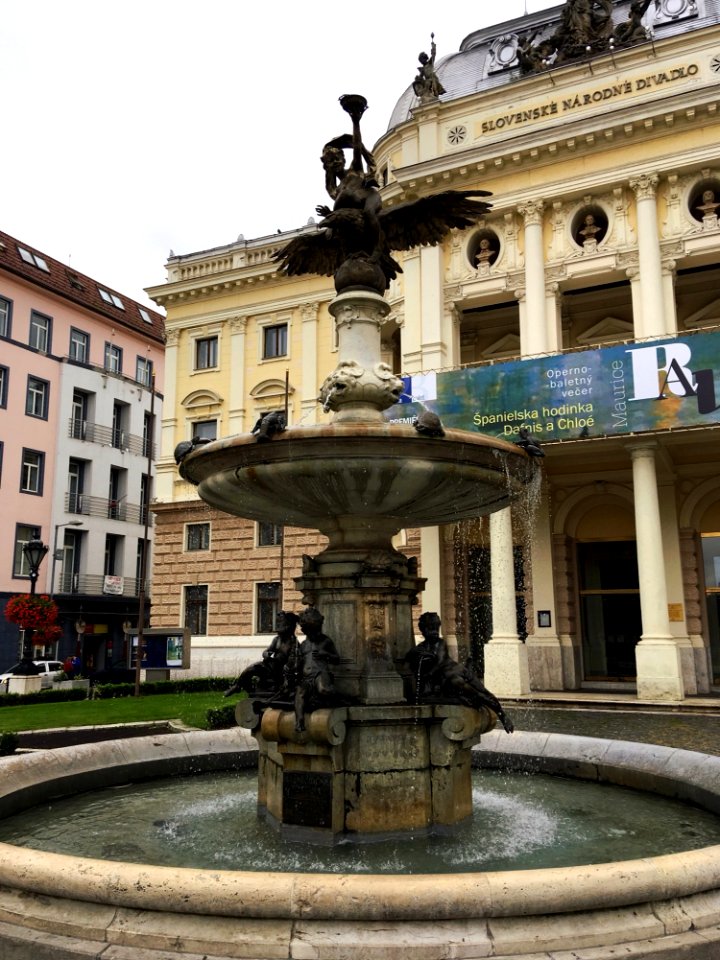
<box><xmin>386</xmin><ymin>330</ymin><xmax>720</xmax><ymax>443</ymax></box>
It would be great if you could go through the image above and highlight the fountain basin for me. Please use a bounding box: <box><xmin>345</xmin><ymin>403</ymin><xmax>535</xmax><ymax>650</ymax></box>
<box><xmin>2</xmin><ymin>729</ymin><xmax>720</xmax><ymax>958</ymax></box>
<box><xmin>180</xmin><ymin>423</ymin><xmax>530</xmax><ymax>553</ymax></box>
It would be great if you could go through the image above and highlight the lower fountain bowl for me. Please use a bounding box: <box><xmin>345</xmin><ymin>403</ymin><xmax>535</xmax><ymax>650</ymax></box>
<box><xmin>1</xmin><ymin>729</ymin><xmax>720</xmax><ymax>959</ymax></box>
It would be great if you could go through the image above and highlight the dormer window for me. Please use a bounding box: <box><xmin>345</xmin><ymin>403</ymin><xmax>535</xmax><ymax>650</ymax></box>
<box><xmin>99</xmin><ymin>288</ymin><xmax>125</xmax><ymax>310</ymax></box>
<box><xmin>17</xmin><ymin>246</ymin><xmax>49</xmax><ymax>272</ymax></box>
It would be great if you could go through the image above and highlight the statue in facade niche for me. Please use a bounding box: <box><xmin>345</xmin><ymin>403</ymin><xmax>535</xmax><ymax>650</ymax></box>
<box><xmin>403</xmin><ymin>612</ymin><xmax>514</xmax><ymax>733</ymax></box>
<box><xmin>274</xmin><ymin>95</ymin><xmax>491</xmax><ymax>294</ymax></box>
<box><xmin>696</xmin><ymin>189</ymin><xmax>720</xmax><ymax>220</ymax></box>
<box><xmin>412</xmin><ymin>33</ymin><xmax>446</xmax><ymax>102</ymax></box>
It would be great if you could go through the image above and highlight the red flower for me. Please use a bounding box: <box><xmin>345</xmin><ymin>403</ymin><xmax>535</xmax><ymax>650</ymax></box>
<box><xmin>4</xmin><ymin>594</ymin><xmax>60</xmax><ymax>631</ymax></box>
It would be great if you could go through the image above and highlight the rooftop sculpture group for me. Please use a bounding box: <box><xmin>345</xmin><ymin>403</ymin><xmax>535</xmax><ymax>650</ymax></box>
<box><xmin>518</xmin><ymin>0</ymin><xmax>654</xmax><ymax>73</ymax></box>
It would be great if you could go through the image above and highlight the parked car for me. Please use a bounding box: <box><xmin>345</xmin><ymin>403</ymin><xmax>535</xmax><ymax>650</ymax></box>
<box><xmin>0</xmin><ymin>660</ymin><xmax>64</xmax><ymax>691</ymax></box>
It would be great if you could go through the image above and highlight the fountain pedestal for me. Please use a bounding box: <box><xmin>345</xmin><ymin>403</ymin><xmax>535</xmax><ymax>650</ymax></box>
<box><xmin>238</xmin><ymin>702</ymin><xmax>495</xmax><ymax>838</ymax></box>
<box><xmin>295</xmin><ymin>549</ymin><xmax>424</xmax><ymax>704</ymax></box>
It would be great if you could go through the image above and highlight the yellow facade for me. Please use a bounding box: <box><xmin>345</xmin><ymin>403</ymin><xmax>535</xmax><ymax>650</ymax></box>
<box><xmin>148</xmin><ymin>2</ymin><xmax>720</xmax><ymax>700</ymax></box>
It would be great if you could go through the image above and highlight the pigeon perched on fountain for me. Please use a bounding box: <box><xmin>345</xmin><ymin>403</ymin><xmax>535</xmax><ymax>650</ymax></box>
<box><xmin>413</xmin><ymin>410</ymin><xmax>445</xmax><ymax>438</ymax></box>
<box><xmin>252</xmin><ymin>410</ymin><xmax>287</xmax><ymax>442</ymax></box>
<box><xmin>174</xmin><ymin>436</ymin><xmax>211</xmax><ymax>465</ymax></box>
<box><xmin>514</xmin><ymin>426</ymin><xmax>545</xmax><ymax>458</ymax></box>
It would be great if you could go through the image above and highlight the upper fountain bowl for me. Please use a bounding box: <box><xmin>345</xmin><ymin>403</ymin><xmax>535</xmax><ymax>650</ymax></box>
<box><xmin>179</xmin><ymin>422</ymin><xmax>531</xmax><ymax>554</ymax></box>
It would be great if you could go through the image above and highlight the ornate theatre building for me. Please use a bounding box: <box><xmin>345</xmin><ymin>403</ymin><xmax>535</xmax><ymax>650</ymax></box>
<box><xmin>147</xmin><ymin>0</ymin><xmax>720</xmax><ymax>701</ymax></box>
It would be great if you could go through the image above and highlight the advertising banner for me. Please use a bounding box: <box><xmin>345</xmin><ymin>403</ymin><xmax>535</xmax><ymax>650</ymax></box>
<box><xmin>386</xmin><ymin>331</ymin><xmax>720</xmax><ymax>443</ymax></box>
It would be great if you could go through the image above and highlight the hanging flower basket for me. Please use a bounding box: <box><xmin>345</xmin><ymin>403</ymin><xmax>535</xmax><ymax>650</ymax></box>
<box><xmin>34</xmin><ymin>624</ymin><xmax>63</xmax><ymax>644</ymax></box>
<box><xmin>4</xmin><ymin>594</ymin><xmax>59</xmax><ymax>631</ymax></box>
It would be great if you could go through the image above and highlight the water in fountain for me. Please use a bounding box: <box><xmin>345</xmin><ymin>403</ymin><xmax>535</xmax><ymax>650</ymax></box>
<box><xmin>3</xmin><ymin>768</ymin><xmax>720</xmax><ymax>873</ymax></box>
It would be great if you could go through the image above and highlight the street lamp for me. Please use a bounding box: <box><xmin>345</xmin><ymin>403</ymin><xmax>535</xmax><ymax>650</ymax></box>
<box><xmin>50</xmin><ymin>521</ymin><xmax>83</xmax><ymax>599</ymax></box>
<box><xmin>16</xmin><ymin>530</ymin><xmax>49</xmax><ymax>674</ymax></box>
<box><xmin>23</xmin><ymin>530</ymin><xmax>48</xmax><ymax>596</ymax></box>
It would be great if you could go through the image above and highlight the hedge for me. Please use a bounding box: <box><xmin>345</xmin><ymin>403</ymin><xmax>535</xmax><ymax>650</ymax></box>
<box><xmin>0</xmin><ymin>688</ymin><xmax>88</xmax><ymax>708</ymax></box>
<box><xmin>206</xmin><ymin>704</ymin><xmax>238</xmax><ymax>729</ymax></box>
<box><xmin>92</xmin><ymin>676</ymin><xmax>233</xmax><ymax>700</ymax></box>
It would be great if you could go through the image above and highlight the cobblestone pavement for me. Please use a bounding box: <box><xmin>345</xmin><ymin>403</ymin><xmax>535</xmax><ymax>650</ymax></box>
<box><xmin>510</xmin><ymin>704</ymin><xmax>720</xmax><ymax>756</ymax></box>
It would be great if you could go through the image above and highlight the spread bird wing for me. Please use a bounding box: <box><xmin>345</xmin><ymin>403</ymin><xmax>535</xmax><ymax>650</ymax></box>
<box><xmin>274</xmin><ymin>230</ymin><xmax>344</xmax><ymax>277</ymax></box>
<box><xmin>380</xmin><ymin>190</ymin><xmax>492</xmax><ymax>252</ymax></box>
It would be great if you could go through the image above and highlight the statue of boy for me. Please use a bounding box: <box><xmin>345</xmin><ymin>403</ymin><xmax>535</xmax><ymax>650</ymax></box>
<box><xmin>294</xmin><ymin>607</ymin><xmax>341</xmax><ymax>732</ymax></box>
<box><xmin>405</xmin><ymin>612</ymin><xmax>514</xmax><ymax>733</ymax></box>
<box><xmin>225</xmin><ymin>610</ymin><xmax>299</xmax><ymax>699</ymax></box>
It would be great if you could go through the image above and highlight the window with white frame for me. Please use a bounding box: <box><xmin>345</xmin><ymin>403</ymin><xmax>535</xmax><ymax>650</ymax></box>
<box><xmin>20</xmin><ymin>449</ymin><xmax>44</xmax><ymax>494</ymax></box>
<box><xmin>184</xmin><ymin>584</ymin><xmax>208</xmax><ymax>634</ymax></box>
<box><xmin>136</xmin><ymin>355</ymin><xmax>153</xmax><ymax>387</ymax></box>
<box><xmin>13</xmin><ymin>524</ymin><xmax>37</xmax><ymax>577</ymax></box>
<box><xmin>69</xmin><ymin>328</ymin><xmax>90</xmax><ymax>363</ymax></box>
<box><xmin>262</xmin><ymin>323</ymin><xmax>288</xmax><ymax>359</ymax></box>
<box><xmin>25</xmin><ymin>376</ymin><xmax>49</xmax><ymax>418</ymax></box>
<box><xmin>186</xmin><ymin>522</ymin><xmax>211</xmax><ymax>551</ymax></box>
<box><xmin>29</xmin><ymin>311</ymin><xmax>51</xmax><ymax>352</ymax></box>
<box><xmin>104</xmin><ymin>342</ymin><xmax>123</xmax><ymax>374</ymax></box>
<box><xmin>0</xmin><ymin>296</ymin><xmax>11</xmax><ymax>338</ymax></box>
<box><xmin>195</xmin><ymin>335</ymin><xmax>218</xmax><ymax>370</ymax></box>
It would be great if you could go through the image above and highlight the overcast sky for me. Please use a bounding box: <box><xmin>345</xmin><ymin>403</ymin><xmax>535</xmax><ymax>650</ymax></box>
<box><xmin>1</xmin><ymin>1</ymin><xmax>550</xmax><ymax>309</ymax></box>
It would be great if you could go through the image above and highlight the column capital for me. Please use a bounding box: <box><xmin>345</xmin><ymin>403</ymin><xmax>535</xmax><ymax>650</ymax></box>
<box><xmin>629</xmin><ymin>440</ymin><xmax>658</xmax><ymax>461</ymax></box>
<box><xmin>228</xmin><ymin>315</ymin><xmax>249</xmax><ymax>334</ymax></box>
<box><xmin>518</xmin><ymin>199</ymin><xmax>545</xmax><ymax>226</ymax></box>
<box><xmin>301</xmin><ymin>301</ymin><xmax>320</xmax><ymax>323</ymax></box>
<box><xmin>629</xmin><ymin>173</ymin><xmax>659</xmax><ymax>201</ymax></box>
<box><xmin>165</xmin><ymin>328</ymin><xmax>180</xmax><ymax>347</ymax></box>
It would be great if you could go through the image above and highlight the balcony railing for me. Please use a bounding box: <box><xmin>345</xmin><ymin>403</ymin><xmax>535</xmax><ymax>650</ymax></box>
<box><xmin>65</xmin><ymin>492</ymin><xmax>153</xmax><ymax>526</ymax></box>
<box><xmin>69</xmin><ymin>418</ymin><xmax>156</xmax><ymax>458</ymax></box>
<box><xmin>57</xmin><ymin>572</ymin><xmax>151</xmax><ymax>597</ymax></box>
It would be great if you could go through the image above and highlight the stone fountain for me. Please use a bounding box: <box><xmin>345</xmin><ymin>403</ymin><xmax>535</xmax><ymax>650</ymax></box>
<box><xmin>178</xmin><ymin>95</ymin><xmax>528</xmax><ymax>840</ymax></box>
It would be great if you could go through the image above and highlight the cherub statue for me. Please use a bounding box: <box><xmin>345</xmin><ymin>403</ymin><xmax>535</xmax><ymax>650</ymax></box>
<box><xmin>404</xmin><ymin>612</ymin><xmax>514</xmax><ymax>733</ymax></box>
<box><xmin>293</xmin><ymin>607</ymin><xmax>341</xmax><ymax>732</ymax></box>
<box><xmin>225</xmin><ymin>611</ymin><xmax>299</xmax><ymax>699</ymax></box>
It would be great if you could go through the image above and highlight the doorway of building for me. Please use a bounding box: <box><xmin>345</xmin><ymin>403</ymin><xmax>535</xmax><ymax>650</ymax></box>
<box><xmin>701</xmin><ymin>533</ymin><xmax>720</xmax><ymax>685</ymax></box>
<box><xmin>577</xmin><ymin>540</ymin><xmax>642</xmax><ymax>681</ymax></box>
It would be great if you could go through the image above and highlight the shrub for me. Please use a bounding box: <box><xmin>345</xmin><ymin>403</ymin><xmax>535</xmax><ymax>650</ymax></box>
<box><xmin>206</xmin><ymin>704</ymin><xmax>237</xmax><ymax>729</ymax></box>
<box><xmin>0</xmin><ymin>732</ymin><xmax>19</xmax><ymax>755</ymax></box>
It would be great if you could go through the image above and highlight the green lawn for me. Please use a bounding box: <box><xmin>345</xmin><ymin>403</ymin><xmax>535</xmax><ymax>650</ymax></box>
<box><xmin>0</xmin><ymin>691</ymin><xmax>231</xmax><ymax>733</ymax></box>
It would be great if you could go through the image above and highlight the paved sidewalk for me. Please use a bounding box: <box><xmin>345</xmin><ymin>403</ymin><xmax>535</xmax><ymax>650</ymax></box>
<box><xmin>508</xmin><ymin>693</ymin><xmax>720</xmax><ymax>756</ymax></box>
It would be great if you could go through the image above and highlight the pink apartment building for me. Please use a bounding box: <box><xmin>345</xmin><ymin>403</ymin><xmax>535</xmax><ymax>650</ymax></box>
<box><xmin>0</xmin><ymin>230</ymin><xmax>164</xmax><ymax>675</ymax></box>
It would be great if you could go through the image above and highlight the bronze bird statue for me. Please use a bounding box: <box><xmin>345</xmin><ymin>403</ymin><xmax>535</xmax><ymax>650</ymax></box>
<box><xmin>274</xmin><ymin>95</ymin><xmax>491</xmax><ymax>293</ymax></box>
